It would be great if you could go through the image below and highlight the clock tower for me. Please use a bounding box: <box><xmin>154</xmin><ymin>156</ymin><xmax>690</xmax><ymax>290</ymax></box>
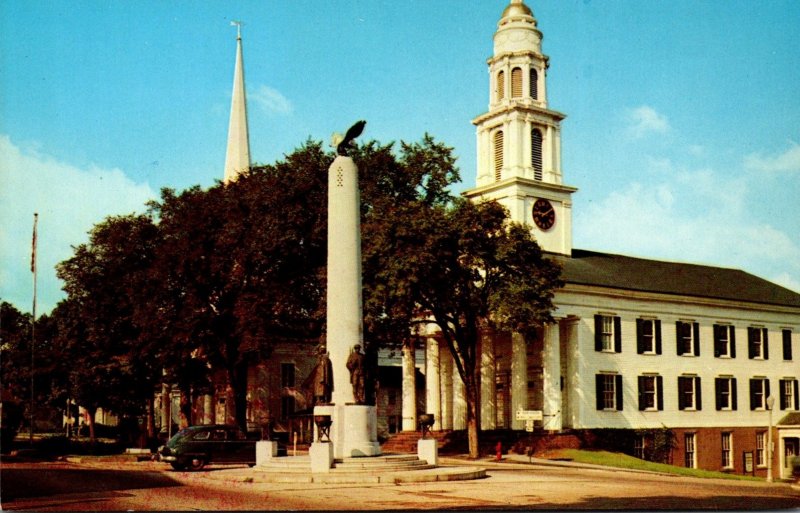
<box><xmin>464</xmin><ymin>0</ymin><xmax>576</xmax><ymax>256</ymax></box>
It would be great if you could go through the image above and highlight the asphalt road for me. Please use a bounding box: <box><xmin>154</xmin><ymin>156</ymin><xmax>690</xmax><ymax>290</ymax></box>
<box><xmin>2</xmin><ymin>459</ymin><xmax>799</xmax><ymax>511</ymax></box>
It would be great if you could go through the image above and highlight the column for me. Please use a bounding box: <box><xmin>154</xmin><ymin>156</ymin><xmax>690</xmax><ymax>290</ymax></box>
<box><xmin>510</xmin><ymin>332</ymin><xmax>528</xmax><ymax>430</ymax></box>
<box><xmin>452</xmin><ymin>361</ymin><xmax>467</xmax><ymax>430</ymax></box>
<box><xmin>441</xmin><ymin>347</ymin><xmax>454</xmax><ymax>430</ymax></box>
<box><xmin>202</xmin><ymin>394</ymin><xmax>215</xmax><ymax>425</ymax></box>
<box><xmin>562</xmin><ymin>317</ymin><xmax>580</xmax><ymax>429</ymax></box>
<box><xmin>160</xmin><ymin>382</ymin><xmax>170</xmax><ymax>432</ymax></box>
<box><xmin>425</xmin><ymin>337</ymin><xmax>442</xmax><ymax>430</ymax></box>
<box><xmin>401</xmin><ymin>342</ymin><xmax>417</xmax><ymax>431</ymax></box>
<box><xmin>480</xmin><ymin>331</ymin><xmax>496</xmax><ymax>430</ymax></box>
<box><xmin>542</xmin><ymin>322</ymin><xmax>562</xmax><ymax>432</ymax></box>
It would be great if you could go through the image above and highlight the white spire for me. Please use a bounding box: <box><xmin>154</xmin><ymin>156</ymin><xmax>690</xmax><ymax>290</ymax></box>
<box><xmin>223</xmin><ymin>21</ymin><xmax>250</xmax><ymax>184</ymax></box>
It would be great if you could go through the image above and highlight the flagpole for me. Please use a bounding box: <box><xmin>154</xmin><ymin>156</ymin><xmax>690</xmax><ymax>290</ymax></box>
<box><xmin>30</xmin><ymin>212</ymin><xmax>38</xmax><ymax>446</ymax></box>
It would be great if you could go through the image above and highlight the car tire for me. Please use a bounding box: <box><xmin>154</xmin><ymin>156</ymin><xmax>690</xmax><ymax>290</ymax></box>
<box><xmin>188</xmin><ymin>457</ymin><xmax>206</xmax><ymax>471</ymax></box>
<box><xmin>170</xmin><ymin>462</ymin><xmax>186</xmax><ymax>471</ymax></box>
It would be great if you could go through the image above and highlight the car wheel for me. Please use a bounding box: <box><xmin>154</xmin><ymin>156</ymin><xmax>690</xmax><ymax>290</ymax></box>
<box><xmin>170</xmin><ymin>462</ymin><xmax>186</xmax><ymax>471</ymax></box>
<box><xmin>188</xmin><ymin>457</ymin><xmax>206</xmax><ymax>470</ymax></box>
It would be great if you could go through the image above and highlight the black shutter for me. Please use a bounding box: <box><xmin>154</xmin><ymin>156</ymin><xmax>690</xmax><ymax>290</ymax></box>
<box><xmin>763</xmin><ymin>329</ymin><xmax>769</xmax><ymax>360</ymax></box>
<box><xmin>794</xmin><ymin>380</ymin><xmax>799</xmax><ymax>411</ymax></box>
<box><xmin>636</xmin><ymin>319</ymin><xmax>644</xmax><ymax>354</ymax></box>
<box><xmin>638</xmin><ymin>376</ymin><xmax>645</xmax><ymax>411</ymax></box>
<box><xmin>693</xmin><ymin>323</ymin><xmax>700</xmax><ymax>356</ymax></box>
<box><xmin>765</xmin><ymin>379</ymin><xmax>771</xmax><ymax>402</ymax></box>
<box><xmin>614</xmin><ymin>316</ymin><xmax>622</xmax><ymax>353</ymax></box>
<box><xmin>780</xmin><ymin>380</ymin><xmax>788</xmax><ymax>410</ymax></box>
<box><xmin>657</xmin><ymin>376</ymin><xmax>664</xmax><ymax>411</ymax></box>
<box><xmin>730</xmin><ymin>327</ymin><xmax>736</xmax><ymax>358</ymax></box>
<box><xmin>750</xmin><ymin>379</ymin><xmax>757</xmax><ymax>410</ymax></box>
<box><xmin>784</xmin><ymin>330</ymin><xmax>793</xmax><ymax>360</ymax></box>
<box><xmin>695</xmin><ymin>377</ymin><xmax>702</xmax><ymax>411</ymax></box>
<box><xmin>655</xmin><ymin>320</ymin><xmax>662</xmax><ymax>355</ymax></box>
<box><xmin>748</xmin><ymin>327</ymin><xmax>756</xmax><ymax>359</ymax></box>
<box><xmin>594</xmin><ymin>315</ymin><xmax>603</xmax><ymax>352</ymax></box>
<box><xmin>595</xmin><ymin>374</ymin><xmax>604</xmax><ymax>410</ymax></box>
<box><xmin>713</xmin><ymin>325</ymin><xmax>721</xmax><ymax>357</ymax></box>
<box><xmin>732</xmin><ymin>378</ymin><xmax>738</xmax><ymax>410</ymax></box>
<box><xmin>676</xmin><ymin>321</ymin><xmax>683</xmax><ymax>355</ymax></box>
<box><xmin>678</xmin><ymin>377</ymin><xmax>687</xmax><ymax>410</ymax></box>
<box><xmin>616</xmin><ymin>375</ymin><xmax>623</xmax><ymax>411</ymax></box>
<box><xmin>715</xmin><ymin>378</ymin><xmax>722</xmax><ymax>410</ymax></box>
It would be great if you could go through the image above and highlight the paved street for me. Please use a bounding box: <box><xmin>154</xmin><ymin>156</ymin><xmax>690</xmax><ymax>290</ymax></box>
<box><xmin>2</xmin><ymin>458</ymin><xmax>799</xmax><ymax>510</ymax></box>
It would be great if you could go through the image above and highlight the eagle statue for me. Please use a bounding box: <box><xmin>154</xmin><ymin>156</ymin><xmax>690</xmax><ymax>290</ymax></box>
<box><xmin>331</xmin><ymin>120</ymin><xmax>367</xmax><ymax>156</ymax></box>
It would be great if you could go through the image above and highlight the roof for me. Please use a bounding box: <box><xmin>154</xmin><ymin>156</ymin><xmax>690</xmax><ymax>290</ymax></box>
<box><xmin>553</xmin><ymin>249</ymin><xmax>800</xmax><ymax>308</ymax></box>
<box><xmin>777</xmin><ymin>412</ymin><xmax>800</xmax><ymax>426</ymax></box>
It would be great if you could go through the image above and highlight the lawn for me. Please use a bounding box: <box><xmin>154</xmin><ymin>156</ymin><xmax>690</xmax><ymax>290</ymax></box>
<box><xmin>541</xmin><ymin>448</ymin><xmax>763</xmax><ymax>482</ymax></box>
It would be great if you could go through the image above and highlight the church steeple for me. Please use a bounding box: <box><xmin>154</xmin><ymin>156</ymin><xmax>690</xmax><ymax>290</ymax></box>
<box><xmin>223</xmin><ymin>22</ymin><xmax>251</xmax><ymax>184</ymax></box>
<box><xmin>465</xmin><ymin>1</ymin><xmax>577</xmax><ymax>256</ymax></box>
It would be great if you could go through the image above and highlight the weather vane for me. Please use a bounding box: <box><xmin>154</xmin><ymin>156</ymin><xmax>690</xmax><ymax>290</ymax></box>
<box><xmin>230</xmin><ymin>20</ymin><xmax>244</xmax><ymax>39</ymax></box>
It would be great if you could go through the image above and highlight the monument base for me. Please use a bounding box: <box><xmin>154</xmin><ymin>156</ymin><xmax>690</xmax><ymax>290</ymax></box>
<box><xmin>256</xmin><ymin>440</ymin><xmax>279</xmax><ymax>466</ymax></box>
<box><xmin>314</xmin><ymin>404</ymin><xmax>381</xmax><ymax>459</ymax></box>
<box><xmin>417</xmin><ymin>438</ymin><xmax>438</xmax><ymax>466</ymax></box>
<box><xmin>309</xmin><ymin>442</ymin><xmax>334</xmax><ymax>473</ymax></box>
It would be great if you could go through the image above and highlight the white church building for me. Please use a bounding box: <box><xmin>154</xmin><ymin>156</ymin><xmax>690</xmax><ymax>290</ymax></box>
<box><xmin>173</xmin><ymin>0</ymin><xmax>800</xmax><ymax>479</ymax></box>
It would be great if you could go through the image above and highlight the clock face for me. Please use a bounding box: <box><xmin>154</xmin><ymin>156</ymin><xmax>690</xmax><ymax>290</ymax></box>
<box><xmin>532</xmin><ymin>198</ymin><xmax>555</xmax><ymax>230</ymax></box>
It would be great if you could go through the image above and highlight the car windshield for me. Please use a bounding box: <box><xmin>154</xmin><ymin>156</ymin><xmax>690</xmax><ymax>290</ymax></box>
<box><xmin>166</xmin><ymin>428</ymin><xmax>195</xmax><ymax>446</ymax></box>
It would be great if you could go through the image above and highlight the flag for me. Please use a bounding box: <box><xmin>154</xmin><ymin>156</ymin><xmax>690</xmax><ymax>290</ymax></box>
<box><xmin>31</xmin><ymin>213</ymin><xmax>38</xmax><ymax>274</ymax></box>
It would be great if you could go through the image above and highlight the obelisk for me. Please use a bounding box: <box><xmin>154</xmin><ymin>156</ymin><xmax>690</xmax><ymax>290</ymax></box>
<box><xmin>312</xmin><ymin>121</ymin><xmax>381</xmax><ymax>461</ymax></box>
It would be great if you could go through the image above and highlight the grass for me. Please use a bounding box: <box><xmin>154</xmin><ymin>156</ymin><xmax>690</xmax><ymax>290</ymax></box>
<box><xmin>542</xmin><ymin>448</ymin><xmax>763</xmax><ymax>482</ymax></box>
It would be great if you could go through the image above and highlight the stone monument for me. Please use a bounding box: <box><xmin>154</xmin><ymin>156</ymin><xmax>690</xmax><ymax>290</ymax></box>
<box><xmin>312</xmin><ymin>121</ymin><xmax>381</xmax><ymax>462</ymax></box>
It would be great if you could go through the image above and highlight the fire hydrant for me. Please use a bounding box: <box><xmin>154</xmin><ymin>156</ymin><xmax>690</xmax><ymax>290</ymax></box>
<box><xmin>495</xmin><ymin>441</ymin><xmax>502</xmax><ymax>462</ymax></box>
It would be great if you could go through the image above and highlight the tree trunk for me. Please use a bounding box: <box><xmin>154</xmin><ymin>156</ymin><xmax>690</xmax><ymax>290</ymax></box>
<box><xmin>86</xmin><ymin>406</ymin><xmax>97</xmax><ymax>447</ymax></box>
<box><xmin>464</xmin><ymin>379</ymin><xmax>481</xmax><ymax>459</ymax></box>
<box><xmin>230</xmin><ymin>361</ymin><xmax>249</xmax><ymax>433</ymax></box>
<box><xmin>178</xmin><ymin>385</ymin><xmax>192</xmax><ymax>429</ymax></box>
<box><xmin>146</xmin><ymin>395</ymin><xmax>156</xmax><ymax>439</ymax></box>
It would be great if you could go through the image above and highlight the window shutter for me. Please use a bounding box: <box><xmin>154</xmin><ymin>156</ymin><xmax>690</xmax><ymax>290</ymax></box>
<box><xmin>595</xmin><ymin>374</ymin><xmax>604</xmax><ymax>410</ymax></box>
<box><xmin>636</xmin><ymin>319</ymin><xmax>644</xmax><ymax>354</ymax></box>
<box><xmin>638</xmin><ymin>376</ymin><xmax>645</xmax><ymax>411</ymax></box>
<box><xmin>695</xmin><ymin>376</ymin><xmax>702</xmax><ymax>411</ymax></box>
<box><xmin>616</xmin><ymin>375</ymin><xmax>624</xmax><ymax>411</ymax></box>
<box><xmin>693</xmin><ymin>323</ymin><xmax>700</xmax><ymax>356</ymax></box>
<box><xmin>748</xmin><ymin>327</ymin><xmax>756</xmax><ymax>359</ymax></box>
<box><xmin>531</xmin><ymin>129</ymin><xmax>543</xmax><ymax>181</ymax></box>
<box><xmin>750</xmin><ymin>379</ymin><xmax>757</xmax><ymax>410</ymax></box>
<box><xmin>730</xmin><ymin>327</ymin><xmax>736</xmax><ymax>358</ymax></box>
<box><xmin>497</xmin><ymin>70</ymin><xmax>505</xmax><ymax>101</ymax></box>
<box><xmin>765</xmin><ymin>378</ymin><xmax>771</xmax><ymax>401</ymax></box>
<box><xmin>594</xmin><ymin>315</ymin><xmax>603</xmax><ymax>352</ymax></box>
<box><xmin>511</xmin><ymin>67</ymin><xmax>523</xmax><ymax>98</ymax></box>
<box><xmin>530</xmin><ymin>68</ymin><xmax>538</xmax><ymax>100</ymax></box>
<box><xmin>678</xmin><ymin>377</ymin><xmax>687</xmax><ymax>410</ymax></box>
<box><xmin>657</xmin><ymin>376</ymin><xmax>664</xmax><ymax>411</ymax></box>
<box><xmin>763</xmin><ymin>328</ymin><xmax>769</xmax><ymax>359</ymax></box>
<box><xmin>780</xmin><ymin>380</ymin><xmax>788</xmax><ymax>410</ymax></box>
<box><xmin>732</xmin><ymin>378</ymin><xmax>738</xmax><ymax>410</ymax></box>
<box><xmin>784</xmin><ymin>330</ymin><xmax>793</xmax><ymax>360</ymax></box>
<box><xmin>794</xmin><ymin>380</ymin><xmax>799</xmax><ymax>410</ymax></box>
<box><xmin>655</xmin><ymin>320</ymin><xmax>662</xmax><ymax>354</ymax></box>
<box><xmin>713</xmin><ymin>325</ymin><xmax>721</xmax><ymax>357</ymax></box>
<box><xmin>676</xmin><ymin>321</ymin><xmax>683</xmax><ymax>355</ymax></box>
<box><xmin>494</xmin><ymin>131</ymin><xmax>504</xmax><ymax>181</ymax></box>
<box><xmin>715</xmin><ymin>378</ymin><xmax>722</xmax><ymax>411</ymax></box>
<box><xmin>614</xmin><ymin>316</ymin><xmax>622</xmax><ymax>353</ymax></box>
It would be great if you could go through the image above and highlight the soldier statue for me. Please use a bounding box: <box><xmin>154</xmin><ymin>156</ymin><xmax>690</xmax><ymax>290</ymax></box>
<box><xmin>313</xmin><ymin>346</ymin><xmax>333</xmax><ymax>405</ymax></box>
<box><xmin>346</xmin><ymin>344</ymin><xmax>366</xmax><ymax>405</ymax></box>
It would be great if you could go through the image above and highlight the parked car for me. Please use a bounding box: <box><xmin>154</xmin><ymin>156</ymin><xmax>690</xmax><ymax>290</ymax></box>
<box><xmin>157</xmin><ymin>424</ymin><xmax>257</xmax><ymax>470</ymax></box>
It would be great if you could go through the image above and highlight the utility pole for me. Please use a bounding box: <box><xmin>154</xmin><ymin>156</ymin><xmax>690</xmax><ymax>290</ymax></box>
<box><xmin>30</xmin><ymin>213</ymin><xmax>38</xmax><ymax>446</ymax></box>
<box><xmin>767</xmin><ymin>395</ymin><xmax>775</xmax><ymax>482</ymax></box>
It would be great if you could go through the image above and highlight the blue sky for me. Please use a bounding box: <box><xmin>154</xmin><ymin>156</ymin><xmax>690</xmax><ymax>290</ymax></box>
<box><xmin>2</xmin><ymin>0</ymin><xmax>799</xmax><ymax>315</ymax></box>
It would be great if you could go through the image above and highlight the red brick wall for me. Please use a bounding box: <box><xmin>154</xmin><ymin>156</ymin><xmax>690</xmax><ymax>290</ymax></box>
<box><xmin>672</xmin><ymin>426</ymin><xmax>775</xmax><ymax>477</ymax></box>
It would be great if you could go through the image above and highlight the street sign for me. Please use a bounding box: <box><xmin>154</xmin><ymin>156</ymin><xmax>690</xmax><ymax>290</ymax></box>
<box><xmin>516</xmin><ymin>407</ymin><xmax>543</xmax><ymax>421</ymax></box>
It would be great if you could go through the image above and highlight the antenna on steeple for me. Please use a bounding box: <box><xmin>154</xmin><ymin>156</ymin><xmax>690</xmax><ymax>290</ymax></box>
<box><xmin>231</xmin><ymin>20</ymin><xmax>243</xmax><ymax>40</ymax></box>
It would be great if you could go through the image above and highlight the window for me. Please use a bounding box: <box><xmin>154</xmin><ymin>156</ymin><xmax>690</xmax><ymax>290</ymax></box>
<box><xmin>496</xmin><ymin>70</ymin><xmax>505</xmax><ymax>101</ymax></box>
<box><xmin>494</xmin><ymin>130</ymin><xmax>504</xmax><ymax>181</ymax></box>
<box><xmin>684</xmin><ymin>433</ymin><xmax>696</xmax><ymax>468</ymax></box>
<box><xmin>280</xmin><ymin>395</ymin><xmax>295</xmax><ymax>420</ymax></box>
<box><xmin>638</xmin><ymin>375</ymin><xmax>663</xmax><ymax>411</ymax></box>
<box><xmin>756</xmin><ymin>432</ymin><xmax>766</xmax><ymax>467</ymax></box>
<box><xmin>531</xmin><ymin>128</ymin><xmax>543</xmax><ymax>181</ymax></box>
<box><xmin>713</xmin><ymin>324</ymin><xmax>736</xmax><ymax>358</ymax></box>
<box><xmin>636</xmin><ymin>319</ymin><xmax>662</xmax><ymax>354</ymax></box>
<box><xmin>595</xmin><ymin>373</ymin><xmax>623</xmax><ymax>411</ymax></box>
<box><xmin>721</xmin><ymin>433</ymin><xmax>733</xmax><ymax>469</ymax></box>
<box><xmin>530</xmin><ymin>68</ymin><xmax>539</xmax><ymax>100</ymax></box>
<box><xmin>780</xmin><ymin>379</ymin><xmax>799</xmax><ymax>411</ymax></box>
<box><xmin>678</xmin><ymin>376</ymin><xmax>702</xmax><ymax>411</ymax></box>
<box><xmin>749</xmin><ymin>377</ymin><xmax>771</xmax><ymax>410</ymax></box>
<box><xmin>715</xmin><ymin>377</ymin><xmax>738</xmax><ymax>410</ymax></box>
<box><xmin>784</xmin><ymin>329</ymin><xmax>793</xmax><ymax>360</ymax></box>
<box><xmin>281</xmin><ymin>363</ymin><xmax>296</xmax><ymax>388</ymax></box>
<box><xmin>594</xmin><ymin>315</ymin><xmax>621</xmax><ymax>353</ymax></box>
<box><xmin>748</xmin><ymin>327</ymin><xmax>769</xmax><ymax>359</ymax></box>
<box><xmin>634</xmin><ymin>436</ymin><xmax>645</xmax><ymax>459</ymax></box>
<box><xmin>676</xmin><ymin>321</ymin><xmax>700</xmax><ymax>356</ymax></box>
<box><xmin>511</xmin><ymin>67</ymin><xmax>523</xmax><ymax>97</ymax></box>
